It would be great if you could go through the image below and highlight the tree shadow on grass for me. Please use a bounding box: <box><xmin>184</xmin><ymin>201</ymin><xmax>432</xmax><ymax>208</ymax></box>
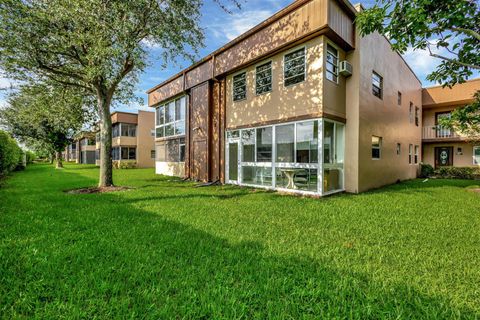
<box><xmin>1</xmin><ymin>171</ymin><xmax>478</xmax><ymax>319</ymax></box>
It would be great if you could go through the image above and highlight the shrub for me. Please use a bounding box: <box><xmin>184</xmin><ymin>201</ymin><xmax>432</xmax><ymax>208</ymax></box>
<box><xmin>118</xmin><ymin>160</ymin><xmax>137</xmax><ymax>169</ymax></box>
<box><xmin>419</xmin><ymin>163</ymin><xmax>434</xmax><ymax>178</ymax></box>
<box><xmin>0</xmin><ymin>130</ymin><xmax>23</xmax><ymax>177</ymax></box>
<box><xmin>26</xmin><ymin>151</ymin><xmax>36</xmax><ymax>164</ymax></box>
<box><xmin>433</xmin><ymin>166</ymin><xmax>480</xmax><ymax>180</ymax></box>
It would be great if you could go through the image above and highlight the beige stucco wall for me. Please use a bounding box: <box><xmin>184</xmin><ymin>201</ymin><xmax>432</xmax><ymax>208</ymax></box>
<box><xmin>155</xmin><ymin>161</ymin><xmax>185</xmax><ymax>177</ymax></box>
<box><xmin>345</xmin><ymin>31</ymin><xmax>423</xmax><ymax>193</ymax></box>
<box><xmin>225</xmin><ymin>36</ymin><xmax>346</xmax><ymax>129</ymax></box>
<box><xmin>423</xmin><ymin>143</ymin><xmax>480</xmax><ymax>168</ymax></box>
<box><xmin>136</xmin><ymin>111</ymin><xmax>155</xmax><ymax>168</ymax></box>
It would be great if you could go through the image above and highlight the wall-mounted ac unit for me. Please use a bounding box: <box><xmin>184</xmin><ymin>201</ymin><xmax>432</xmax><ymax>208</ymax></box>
<box><xmin>339</xmin><ymin>60</ymin><xmax>353</xmax><ymax>77</ymax></box>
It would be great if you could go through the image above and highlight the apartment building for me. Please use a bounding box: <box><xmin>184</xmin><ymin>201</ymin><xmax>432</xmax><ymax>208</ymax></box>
<box><xmin>422</xmin><ymin>79</ymin><xmax>480</xmax><ymax>168</ymax></box>
<box><xmin>146</xmin><ymin>0</ymin><xmax>477</xmax><ymax>195</ymax></box>
<box><xmin>95</xmin><ymin>111</ymin><xmax>156</xmax><ymax>168</ymax></box>
<box><xmin>62</xmin><ymin>143</ymin><xmax>77</xmax><ymax>162</ymax></box>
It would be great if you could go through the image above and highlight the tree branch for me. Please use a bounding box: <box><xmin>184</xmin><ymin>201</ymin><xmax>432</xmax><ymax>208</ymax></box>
<box><xmin>426</xmin><ymin>44</ymin><xmax>480</xmax><ymax>69</ymax></box>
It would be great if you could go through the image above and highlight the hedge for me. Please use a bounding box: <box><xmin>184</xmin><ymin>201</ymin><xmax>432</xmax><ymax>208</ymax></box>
<box><xmin>0</xmin><ymin>130</ymin><xmax>23</xmax><ymax>177</ymax></box>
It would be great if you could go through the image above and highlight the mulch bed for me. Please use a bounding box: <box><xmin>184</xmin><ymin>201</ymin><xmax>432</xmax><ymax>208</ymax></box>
<box><xmin>65</xmin><ymin>186</ymin><xmax>133</xmax><ymax>194</ymax></box>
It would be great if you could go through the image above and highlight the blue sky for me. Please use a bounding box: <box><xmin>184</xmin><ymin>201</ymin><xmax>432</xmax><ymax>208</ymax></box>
<box><xmin>0</xmin><ymin>0</ymin><xmax>476</xmax><ymax>113</ymax></box>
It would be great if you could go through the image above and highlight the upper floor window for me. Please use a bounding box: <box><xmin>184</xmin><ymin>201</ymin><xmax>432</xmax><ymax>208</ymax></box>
<box><xmin>284</xmin><ymin>47</ymin><xmax>306</xmax><ymax>87</ymax></box>
<box><xmin>398</xmin><ymin>92</ymin><xmax>402</xmax><ymax>105</ymax></box>
<box><xmin>155</xmin><ymin>96</ymin><xmax>186</xmax><ymax>138</ymax></box>
<box><xmin>372</xmin><ymin>71</ymin><xmax>383</xmax><ymax>99</ymax></box>
<box><xmin>112</xmin><ymin>124</ymin><xmax>120</xmax><ymax>138</ymax></box>
<box><xmin>474</xmin><ymin>146</ymin><xmax>480</xmax><ymax>165</ymax></box>
<box><xmin>233</xmin><ymin>72</ymin><xmax>247</xmax><ymax>101</ymax></box>
<box><xmin>415</xmin><ymin>107</ymin><xmax>419</xmax><ymax>126</ymax></box>
<box><xmin>256</xmin><ymin>62</ymin><xmax>272</xmax><ymax>95</ymax></box>
<box><xmin>326</xmin><ymin>44</ymin><xmax>338</xmax><ymax>83</ymax></box>
<box><xmin>409</xmin><ymin>102</ymin><xmax>414</xmax><ymax>123</ymax></box>
<box><xmin>396</xmin><ymin>143</ymin><xmax>401</xmax><ymax>155</ymax></box>
<box><xmin>82</xmin><ymin>138</ymin><xmax>95</xmax><ymax>146</ymax></box>
<box><xmin>409</xmin><ymin>144</ymin><xmax>413</xmax><ymax>164</ymax></box>
<box><xmin>121</xmin><ymin>123</ymin><xmax>137</xmax><ymax>137</ymax></box>
<box><xmin>372</xmin><ymin>136</ymin><xmax>382</xmax><ymax>159</ymax></box>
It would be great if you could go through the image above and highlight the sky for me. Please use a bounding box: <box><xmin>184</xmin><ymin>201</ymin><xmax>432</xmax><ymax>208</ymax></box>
<box><xmin>0</xmin><ymin>0</ymin><xmax>476</xmax><ymax>113</ymax></box>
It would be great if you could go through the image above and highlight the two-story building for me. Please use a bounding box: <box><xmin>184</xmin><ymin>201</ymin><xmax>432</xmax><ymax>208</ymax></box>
<box><xmin>95</xmin><ymin>111</ymin><xmax>156</xmax><ymax>168</ymax></box>
<box><xmin>421</xmin><ymin>79</ymin><xmax>480</xmax><ymax>168</ymax></box>
<box><xmin>146</xmin><ymin>0</ymin><xmax>426</xmax><ymax>195</ymax></box>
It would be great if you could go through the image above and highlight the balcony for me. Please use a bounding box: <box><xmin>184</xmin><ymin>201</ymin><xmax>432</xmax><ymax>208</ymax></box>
<box><xmin>422</xmin><ymin>126</ymin><xmax>463</xmax><ymax>142</ymax></box>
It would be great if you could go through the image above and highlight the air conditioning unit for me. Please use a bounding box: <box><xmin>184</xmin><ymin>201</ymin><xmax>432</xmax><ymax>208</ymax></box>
<box><xmin>339</xmin><ymin>60</ymin><xmax>353</xmax><ymax>77</ymax></box>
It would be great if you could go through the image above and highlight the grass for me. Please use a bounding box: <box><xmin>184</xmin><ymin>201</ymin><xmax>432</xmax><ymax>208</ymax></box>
<box><xmin>1</xmin><ymin>163</ymin><xmax>480</xmax><ymax>319</ymax></box>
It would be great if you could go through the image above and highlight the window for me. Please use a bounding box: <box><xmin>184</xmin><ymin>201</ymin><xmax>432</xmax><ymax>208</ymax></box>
<box><xmin>409</xmin><ymin>103</ymin><xmax>414</xmax><ymax>123</ymax></box>
<box><xmin>163</xmin><ymin>138</ymin><xmax>186</xmax><ymax>162</ymax></box>
<box><xmin>474</xmin><ymin>146</ymin><xmax>480</xmax><ymax>165</ymax></box>
<box><xmin>151</xmin><ymin>150</ymin><xmax>155</xmax><ymax>159</ymax></box>
<box><xmin>372</xmin><ymin>71</ymin><xmax>383</xmax><ymax>99</ymax></box>
<box><xmin>96</xmin><ymin>132</ymin><xmax>100</xmax><ymax>143</ymax></box>
<box><xmin>121</xmin><ymin>123</ymin><xmax>137</xmax><ymax>137</ymax></box>
<box><xmin>275</xmin><ymin>124</ymin><xmax>295</xmax><ymax>162</ymax></box>
<box><xmin>397</xmin><ymin>92</ymin><xmax>402</xmax><ymax>105</ymax></box>
<box><xmin>256</xmin><ymin>62</ymin><xmax>272</xmax><ymax>95</ymax></box>
<box><xmin>397</xmin><ymin>143</ymin><xmax>401</xmax><ymax>155</ymax></box>
<box><xmin>256</xmin><ymin>127</ymin><xmax>272</xmax><ymax>162</ymax></box>
<box><xmin>414</xmin><ymin>145</ymin><xmax>419</xmax><ymax>164</ymax></box>
<box><xmin>409</xmin><ymin>144</ymin><xmax>413</xmax><ymax>164</ymax></box>
<box><xmin>112</xmin><ymin>147</ymin><xmax>120</xmax><ymax>160</ymax></box>
<box><xmin>372</xmin><ymin>136</ymin><xmax>382</xmax><ymax>159</ymax></box>
<box><xmin>112</xmin><ymin>124</ymin><xmax>120</xmax><ymax>138</ymax></box>
<box><xmin>296</xmin><ymin>121</ymin><xmax>318</xmax><ymax>163</ymax></box>
<box><xmin>155</xmin><ymin>96</ymin><xmax>186</xmax><ymax>139</ymax></box>
<box><xmin>284</xmin><ymin>48</ymin><xmax>306</xmax><ymax>86</ymax></box>
<box><xmin>233</xmin><ymin>72</ymin><xmax>247</xmax><ymax>101</ymax></box>
<box><xmin>415</xmin><ymin>107</ymin><xmax>419</xmax><ymax>126</ymax></box>
<box><xmin>95</xmin><ymin>149</ymin><xmax>100</xmax><ymax>160</ymax></box>
<box><xmin>326</xmin><ymin>44</ymin><xmax>338</xmax><ymax>83</ymax></box>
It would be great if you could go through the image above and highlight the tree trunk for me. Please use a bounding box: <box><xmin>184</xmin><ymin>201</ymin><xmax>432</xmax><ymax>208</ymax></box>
<box><xmin>55</xmin><ymin>151</ymin><xmax>63</xmax><ymax>168</ymax></box>
<box><xmin>50</xmin><ymin>152</ymin><xmax>55</xmax><ymax>164</ymax></box>
<box><xmin>97</xmin><ymin>89</ymin><xmax>114</xmax><ymax>187</ymax></box>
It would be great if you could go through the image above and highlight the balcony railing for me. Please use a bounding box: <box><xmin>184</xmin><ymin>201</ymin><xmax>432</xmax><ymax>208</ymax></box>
<box><xmin>422</xmin><ymin>126</ymin><xmax>461</xmax><ymax>140</ymax></box>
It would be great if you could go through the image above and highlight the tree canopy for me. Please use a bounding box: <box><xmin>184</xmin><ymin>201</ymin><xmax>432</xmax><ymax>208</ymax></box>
<box><xmin>0</xmin><ymin>0</ymin><xmax>240</xmax><ymax>186</ymax></box>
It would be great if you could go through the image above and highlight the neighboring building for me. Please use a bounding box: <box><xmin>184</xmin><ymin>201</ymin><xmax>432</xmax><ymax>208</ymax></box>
<box><xmin>78</xmin><ymin>133</ymin><xmax>96</xmax><ymax>164</ymax></box>
<box><xmin>422</xmin><ymin>79</ymin><xmax>480</xmax><ymax>168</ymax></box>
<box><xmin>62</xmin><ymin>143</ymin><xmax>77</xmax><ymax>162</ymax></box>
<box><xmin>146</xmin><ymin>0</ymin><xmax>477</xmax><ymax>195</ymax></box>
<box><xmin>95</xmin><ymin>111</ymin><xmax>155</xmax><ymax>168</ymax></box>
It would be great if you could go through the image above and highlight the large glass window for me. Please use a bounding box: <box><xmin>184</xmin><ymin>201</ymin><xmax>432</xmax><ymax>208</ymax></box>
<box><xmin>233</xmin><ymin>72</ymin><xmax>247</xmax><ymax>101</ymax></box>
<box><xmin>155</xmin><ymin>96</ymin><xmax>186</xmax><ymax>139</ymax></box>
<box><xmin>296</xmin><ymin>121</ymin><xmax>318</xmax><ymax>163</ymax></box>
<box><xmin>276</xmin><ymin>124</ymin><xmax>295</xmax><ymax>162</ymax></box>
<box><xmin>242</xmin><ymin>129</ymin><xmax>255</xmax><ymax>162</ymax></box>
<box><xmin>121</xmin><ymin>123</ymin><xmax>137</xmax><ymax>137</ymax></box>
<box><xmin>284</xmin><ymin>48</ymin><xmax>306</xmax><ymax>86</ymax></box>
<box><xmin>256</xmin><ymin>62</ymin><xmax>272</xmax><ymax>95</ymax></box>
<box><xmin>112</xmin><ymin>124</ymin><xmax>120</xmax><ymax>138</ymax></box>
<box><xmin>474</xmin><ymin>146</ymin><xmax>480</xmax><ymax>165</ymax></box>
<box><xmin>158</xmin><ymin>138</ymin><xmax>186</xmax><ymax>163</ymax></box>
<box><xmin>256</xmin><ymin>127</ymin><xmax>272</xmax><ymax>162</ymax></box>
<box><xmin>323</xmin><ymin>121</ymin><xmax>344</xmax><ymax>193</ymax></box>
<box><xmin>326</xmin><ymin>44</ymin><xmax>338</xmax><ymax>83</ymax></box>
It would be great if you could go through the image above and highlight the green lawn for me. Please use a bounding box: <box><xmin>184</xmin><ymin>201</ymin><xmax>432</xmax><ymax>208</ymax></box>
<box><xmin>1</xmin><ymin>163</ymin><xmax>479</xmax><ymax>318</ymax></box>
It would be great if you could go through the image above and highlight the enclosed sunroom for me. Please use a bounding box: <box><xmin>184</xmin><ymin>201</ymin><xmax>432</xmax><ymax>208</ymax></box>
<box><xmin>225</xmin><ymin>118</ymin><xmax>345</xmax><ymax>196</ymax></box>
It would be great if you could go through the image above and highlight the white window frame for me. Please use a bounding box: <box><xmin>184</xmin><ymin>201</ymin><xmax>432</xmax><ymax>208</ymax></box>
<box><xmin>325</xmin><ymin>42</ymin><xmax>339</xmax><ymax>84</ymax></box>
<box><xmin>155</xmin><ymin>95</ymin><xmax>187</xmax><ymax>139</ymax></box>
<box><xmin>225</xmin><ymin>118</ymin><xmax>345</xmax><ymax>196</ymax></box>
<box><xmin>232</xmin><ymin>71</ymin><xmax>247</xmax><ymax>102</ymax></box>
<box><xmin>414</xmin><ymin>145</ymin><xmax>419</xmax><ymax>164</ymax></box>
<box><xmin>409</xmin><ymin>144</ymin><xmax>413</xmax><ymax>164</ymax></box>
<box><xmin>372</xmin><ymin>71</ymin><xmax>383</xmax><ymax>99</ymax></box>
<box><xmin>473</xmin><ymin>146</ymin><xmax>480</xmax><ymax>165</ymax></box>
<box><xmin>255</xmin><ymin>60</ymin><xmax>272</xmax><ymax>96</ymax></box>
<box><xmin>283</xmin><ymin>46</ymin><xmax>307</xmax><ymax>88</ymax></box>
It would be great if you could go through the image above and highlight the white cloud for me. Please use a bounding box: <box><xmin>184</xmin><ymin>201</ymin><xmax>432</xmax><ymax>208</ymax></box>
<box><xmin>206</xmin><ymin>9</ymin><xmax>276</xmax><ymax>41</ymax></box>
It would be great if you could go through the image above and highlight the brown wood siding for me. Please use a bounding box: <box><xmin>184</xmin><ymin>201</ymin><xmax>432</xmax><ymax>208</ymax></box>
<box><xmin>189</xmin><ymin>82</ymin><xmax>210</xmax><ymax>181</ymax></box>
<box><xmin>327</xmin><ymin>0</ymin><xmax>354</xmax><ymax>48</ymax></box>
<box><xmin>186</xmin><ymin>60</ymin><xmax>213</xmax><ymax>90</ymax></box>
<box><xmin>213</xmin><ymin>0</ymin><xmax>328</xmax><ymax>76</ymax></box>
<box><xmin>112</xmin><ymin>112</ymin><xmax>138</xmax><ymax>125</ymax></box>
<box><xmin>149</xmin><ymin>76</ymin><xmax>184</xmax><ymax>107</ymax></box>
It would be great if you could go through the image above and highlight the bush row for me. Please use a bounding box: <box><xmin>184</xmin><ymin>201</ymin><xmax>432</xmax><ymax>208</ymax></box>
<box><xmin>113</xmin><ymin>160</ymin><xmax>137</xmax><ymax>169</ymax></box>
<box><xmin>420</xmin><ymin>163</ymin><xmax>480</xmax><ymax>180</ymax></box>
<box><xmin>0</xmin><ymin>130</ymin><xmax>23</xmax><ymax>177</ymax></box>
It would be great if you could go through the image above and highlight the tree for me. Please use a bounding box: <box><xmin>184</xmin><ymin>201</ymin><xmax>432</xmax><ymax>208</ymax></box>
<box><xmin>356</xmin><ymin>0</ymin><xmax>480</xmax><ymax>137</ymax></box>
<box><xmin>0</xmin><ymin>83</ymin><xmax>93</xmax><ymax>168</ymax></box>
<box><xmin>0</xmin><ymin>0</ymin><xmax>240</xmax><ymax>187</ymax></box>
